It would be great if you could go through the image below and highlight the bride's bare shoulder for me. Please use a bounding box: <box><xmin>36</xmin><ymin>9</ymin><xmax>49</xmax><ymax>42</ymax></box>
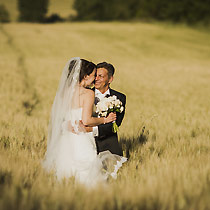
<box><xmin>84</xmin><ymin>88</ymin><xmax>94</xmax><ymax>98</ymax></box>
<box><xmin>79</xmin><ymin>87</ymin><xmax>94</xmax><ymax>98</ymax></box>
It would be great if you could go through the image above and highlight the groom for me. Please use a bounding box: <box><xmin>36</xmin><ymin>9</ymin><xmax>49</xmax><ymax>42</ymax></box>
<box><xmin>91</xmin><ymin>62</ymin><xmax>126</xmax><ymax>156</ymax></box>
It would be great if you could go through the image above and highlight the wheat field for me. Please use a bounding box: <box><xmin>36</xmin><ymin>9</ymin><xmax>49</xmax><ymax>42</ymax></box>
<box><xmin>0</xmin><ymin>22</ymin><xmax>210</xmax><ymax>210</ymax></box>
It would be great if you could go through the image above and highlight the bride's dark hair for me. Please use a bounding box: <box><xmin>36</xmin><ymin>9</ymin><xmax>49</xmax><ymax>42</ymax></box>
<box><xmin>79</xmin><ymin>59</ymin><xmax>96</xmax><ymax>82</ymax></box>
<box><xmin>67</xmin><ymin>59</ymin><xmax>96</xmax><ymax>82</ymax></box>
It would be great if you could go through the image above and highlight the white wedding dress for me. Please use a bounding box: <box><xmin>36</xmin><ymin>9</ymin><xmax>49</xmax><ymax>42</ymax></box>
<box><xmin>45</xmin><ymin>108</ymin><xmax>127</xmax><ymax>187</ymax></box>
<box><xmin>43</xmin><ymin>58</ymin><xmax>127</xmax><ymax>187</ymax></box>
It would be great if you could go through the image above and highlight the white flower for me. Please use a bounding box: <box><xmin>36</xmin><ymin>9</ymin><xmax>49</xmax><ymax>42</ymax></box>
<box><xmin>120</xmin><ymin>106</ymin><xmax>124</xmax><ymax>112</ymax></box>
<box><xmin>96</xmin><ymin>95</ymin><xmax>124</xmax><ymax>117</ymax></box>
<box><xmin>101</xmin><ymin>112</ymin><xmax>107</xmax><ymax>117</ymax></box>
<box><xmin>113</xmin><ymin>95</ymin><xmax>117</xmax><ymax>100</ymax></box>
<box><xmin>96</xmin><ymin>99</ymin><xmax>109</xmax><ymax>112</ymax></box>
<box><xmin>113</xmin><ymin>99</ymin><xmax>120</xmax><ymax>107</ymax></box>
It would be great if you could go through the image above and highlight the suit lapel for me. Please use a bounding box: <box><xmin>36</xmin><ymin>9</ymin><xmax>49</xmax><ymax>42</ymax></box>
<box><xmin>109</xmin><ymin>88</ymin><xmax>114</xmax><ymax>96</ymax></box>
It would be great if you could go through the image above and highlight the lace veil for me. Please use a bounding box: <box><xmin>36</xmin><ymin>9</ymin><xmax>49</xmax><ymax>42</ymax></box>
<box><xmin>43</xmin><ymin>57</ymin><xmax>82</xmax><ymax>171</ymax></box>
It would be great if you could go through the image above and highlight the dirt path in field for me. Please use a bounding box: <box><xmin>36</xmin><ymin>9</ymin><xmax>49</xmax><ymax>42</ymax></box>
<box><xmin>0</xmin><ymin>24</ymin><xmax>39</xmax><ymax>116</ymax></box>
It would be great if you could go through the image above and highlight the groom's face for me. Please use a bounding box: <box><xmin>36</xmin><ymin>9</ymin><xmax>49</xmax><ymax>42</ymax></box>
<box><xmin>95</xmin><ymin>68</ymin><xmax>112</xmax><ymax>92</ymax></box>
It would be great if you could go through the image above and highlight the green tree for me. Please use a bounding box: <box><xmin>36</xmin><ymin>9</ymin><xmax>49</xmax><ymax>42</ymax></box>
<box><xmin>73</xmin><ymin>0</ymin><xmax>210</xmax><ymax>23</ymax></box>
<box><xmin>18</xmin><ymin>0</ymin><xmax>49</xmax><ymax>22</ymax></box>
<box><xmin>73</xmin><ymin>0</ymin><xmax>138</xmax><ymax>21</ymax></box>
<box><xmin>0</xmin><ymin>4</ymin><xmax>10</xmax><ymax>23</ymax></box>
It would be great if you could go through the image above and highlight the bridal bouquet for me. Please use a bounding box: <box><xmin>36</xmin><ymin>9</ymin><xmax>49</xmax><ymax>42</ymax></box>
<box><xmin>96</xmin><ymin>95</ymin><xmax>124</xmax><ymax>133</ymax></box>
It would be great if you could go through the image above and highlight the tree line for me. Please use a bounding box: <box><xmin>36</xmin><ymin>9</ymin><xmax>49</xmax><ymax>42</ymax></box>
<box><xmin>1</xmin><ymin>0</ymin><xmax>210</xmax><ymax>24</ymax></box>
<box><xmin>74</xmin><ymin>0</ymin><xmax>210</xmax><ymax>24</ymax></box>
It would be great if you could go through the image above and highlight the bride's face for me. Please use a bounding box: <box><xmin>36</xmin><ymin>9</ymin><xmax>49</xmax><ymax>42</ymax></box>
<box><xmin>85</xmin><ymin>68</ymin><xmax>96</xmax><ymax>87</ymax></box>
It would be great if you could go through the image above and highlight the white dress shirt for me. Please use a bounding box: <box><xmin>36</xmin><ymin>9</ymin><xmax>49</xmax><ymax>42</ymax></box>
<box><xmin>93</xmin><ymin>88</ymin><xmax>110</xmax><ymax>137</ymax></box>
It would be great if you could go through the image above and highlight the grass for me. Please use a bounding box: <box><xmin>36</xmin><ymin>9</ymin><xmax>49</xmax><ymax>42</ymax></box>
<box><xmin>0</xmin><ymin>21</ymin><xmax>210</xmax><ymax>210</ymax></box>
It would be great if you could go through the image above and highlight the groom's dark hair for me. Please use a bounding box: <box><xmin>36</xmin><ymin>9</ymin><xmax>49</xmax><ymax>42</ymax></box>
<box><xmin>96</xmin><ymin>62</ymin><xmax>115</xmax><ymax>78</ymax></box>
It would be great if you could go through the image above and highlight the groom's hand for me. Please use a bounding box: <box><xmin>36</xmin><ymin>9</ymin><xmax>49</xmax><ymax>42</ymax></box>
<box><xmin>79</xmin><ymin>120</ymin><xmax>93</xmax><ymax>133</ymax></box>
<box><xmin>67</xmin><ymin>120</ymin><xmax>93</xmax><ymax>133</ymax></box>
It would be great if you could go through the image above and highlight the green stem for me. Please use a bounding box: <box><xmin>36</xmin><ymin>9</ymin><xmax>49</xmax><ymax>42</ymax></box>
<box><xmin>112</xmin><ymin>122</ymin><xmax>119</xmax><ymax>133</ymax></box>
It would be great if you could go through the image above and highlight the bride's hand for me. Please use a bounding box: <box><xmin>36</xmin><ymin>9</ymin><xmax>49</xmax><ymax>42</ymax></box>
<box><xmin>104</xmin><ymin>112</ymin><xmax>116</xmax><ymax>124</ymax></box>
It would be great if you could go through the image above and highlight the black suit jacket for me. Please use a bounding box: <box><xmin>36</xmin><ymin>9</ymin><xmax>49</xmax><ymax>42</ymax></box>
<box><xmin>94</xmin><ymin>88</ymin><xmax>126</xmax><ymax>156</ymax></box>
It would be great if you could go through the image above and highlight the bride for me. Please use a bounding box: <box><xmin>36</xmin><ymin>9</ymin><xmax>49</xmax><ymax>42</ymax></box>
<box><xmin>43</xmin><ymin>57</ymin><xmax>127</xmax><ymax>187</ymax></box>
